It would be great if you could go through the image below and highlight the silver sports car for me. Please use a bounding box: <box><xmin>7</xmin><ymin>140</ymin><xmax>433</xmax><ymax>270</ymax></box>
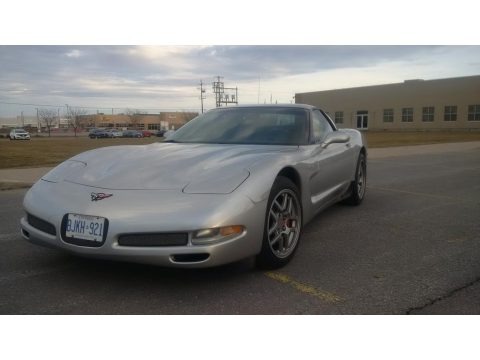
<box><xmin>21</xmin><ymin>104</ymin><xmax>367</xmax><ymax>268</ymax></box>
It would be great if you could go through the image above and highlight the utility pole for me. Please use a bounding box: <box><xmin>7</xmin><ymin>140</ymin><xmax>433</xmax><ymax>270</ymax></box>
<box><xmin>36</xmin><ymin>107</ymin><xmax>40</xmax><ymax>133</ymax></box>
<box><xmin>212</xmin><ymin>76</ymin><xmax>238</xmax><ymax>108</ymax></box>
<box><xmin>198</xmin><ymin>80</ymin><xmax>206</xmax><ymax>113</ymax></box>
<box><xmin>21</xmin><ymin>111</ymin><xmax>24</xmax><ymax>127</ymax></box>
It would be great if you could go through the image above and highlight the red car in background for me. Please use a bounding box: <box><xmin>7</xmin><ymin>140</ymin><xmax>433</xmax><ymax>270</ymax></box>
<box><xmin>141</xmin><ymin>130</ymin><xmax>153</xmax><ymax>137</ymax></box>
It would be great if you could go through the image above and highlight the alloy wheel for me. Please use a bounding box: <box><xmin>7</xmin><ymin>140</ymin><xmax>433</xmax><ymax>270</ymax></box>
<box><xmin>267</xmin><ymin>189</ymin><xmax>301</xmax><ymax>258</ymax></box>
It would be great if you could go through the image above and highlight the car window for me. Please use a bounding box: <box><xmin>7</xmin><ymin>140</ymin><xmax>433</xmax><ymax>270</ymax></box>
<box><xmin>170</xmin><ymin>107</ymin><xmax>309</xmax><ymax>145</ymax></box>
<box><xmin>311</xmin><ymin>110</ymin><xmax>334</xmax><ymax>142</ymax></box>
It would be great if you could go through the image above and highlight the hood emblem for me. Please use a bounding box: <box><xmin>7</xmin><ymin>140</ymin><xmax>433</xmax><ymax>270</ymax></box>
<box><xmin>91</xmin><ymin>192</ymin><xmax>113</xmax><ymax>202</ymax></box>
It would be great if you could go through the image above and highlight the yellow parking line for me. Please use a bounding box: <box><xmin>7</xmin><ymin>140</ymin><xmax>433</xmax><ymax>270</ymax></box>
<box><xmin>265</xmin><ymin>271</ymin><xmax>342</xmax><ymax>303</ymax></box>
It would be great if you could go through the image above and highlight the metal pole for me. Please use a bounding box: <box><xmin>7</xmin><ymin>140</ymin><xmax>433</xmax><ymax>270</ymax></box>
<box><xmin>36</xmin><ymin>107</ymin><xmax>40</xmax><ymax>133</ymax></box>
<box><xmin>200</xmin><ymin>80</ymin><xmax>205</xmax><ymax>114</ymax></box>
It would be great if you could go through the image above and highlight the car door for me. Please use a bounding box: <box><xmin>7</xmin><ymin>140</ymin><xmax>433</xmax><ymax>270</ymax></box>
<box><xmin>308</xmin><ymin>109</ymin><xmax>352</xmax><ymax>210</ymax></box>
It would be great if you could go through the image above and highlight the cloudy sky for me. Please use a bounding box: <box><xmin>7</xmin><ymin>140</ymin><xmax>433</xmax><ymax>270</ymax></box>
<box><xmin>0</xmin><ymin>45</ymin><xmax>479</xmax><ymax>117</ymax></box>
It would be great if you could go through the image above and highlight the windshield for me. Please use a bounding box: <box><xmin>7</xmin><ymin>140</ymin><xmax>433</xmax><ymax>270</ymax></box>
<box><xmin>169</xmin><ymin>107</ymin><xmax>308</xmax><ymax>145</ymax></box>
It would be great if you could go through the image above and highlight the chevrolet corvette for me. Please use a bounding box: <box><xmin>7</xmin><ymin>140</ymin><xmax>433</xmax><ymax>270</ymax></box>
<box><xmin>21</xmin><ymin>104</ymin><xmax>367</xmax><ymax>268</ymax></box>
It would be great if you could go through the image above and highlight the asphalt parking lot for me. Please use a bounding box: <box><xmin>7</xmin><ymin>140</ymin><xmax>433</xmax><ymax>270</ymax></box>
<box><xmin>1</xmin><ymin>143</ymin><xmax>479</xmax><ymax>314</ymax></box>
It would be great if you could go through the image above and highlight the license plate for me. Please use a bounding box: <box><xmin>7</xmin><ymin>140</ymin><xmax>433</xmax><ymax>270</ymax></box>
<box><xmin>65</xmin><ymin>213</ymin><xmax>106</xmax><ymax>243</ymax></box>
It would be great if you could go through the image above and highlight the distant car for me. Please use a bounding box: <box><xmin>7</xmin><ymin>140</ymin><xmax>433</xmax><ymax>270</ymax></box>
<box><xmin>123</xmin><ymin>130</ymin><xmax>143</xmax><ymax>138</ymax></box>
<box><xmin>106</xmin><ymin>129</ymin><xmax>123</xmax><ymax>138</ymax></box>
<box><xmin>89</xmin><ymin>129</ymin><xmax>110</xmax><ymax>139</ymax></box>
<box><xmin>155</xmin><ymin>129</ymin><xmax>167</xmax><ymax>137</ymax></box>
<box><xmin>141</xmin><ymin>130</ymin><xmax>152</xmax><ymax>137</ymax></box>
<box><xmin>9</xmin><ymin>128</ymin><xmax>31</xmax><ymax>140</ymax></box>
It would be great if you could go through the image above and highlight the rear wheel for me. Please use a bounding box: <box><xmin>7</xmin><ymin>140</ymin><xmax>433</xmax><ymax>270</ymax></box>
<box><xmin>344</xmin><ymin>153</ymin><xmax>366</xmax><ymax>205</ymax></box>
<box><xmin>256</xmin><ymin>176</ymin><xmax>302</xmax><ymax>269</ymax></box>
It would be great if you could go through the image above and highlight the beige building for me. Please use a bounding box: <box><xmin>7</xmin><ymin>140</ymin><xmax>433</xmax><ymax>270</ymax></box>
<box><xmin>295</xmin><ymin>75</ymin><xmax>480</xmax><ymax>131</ymax></box>
<box><xmin>79</xmin><ymin>112</ymin><xmax>198</xmax><ymax>131</ymax></box>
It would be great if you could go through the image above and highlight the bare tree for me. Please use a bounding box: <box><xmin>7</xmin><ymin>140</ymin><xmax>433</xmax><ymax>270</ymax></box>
<box><xmin>38</xmin><ymin>108</ymin><xmax>58</xmax><ymax>137</ymax></box>
<box><xmin>66</xmin><ymin>107</ymin><xmax>88</xmax><ymax>137</ymax></box>
<box><xmin>125</xmin><ymin>108</ymin><xmax>141</xmax><ymax>129</ymax></box>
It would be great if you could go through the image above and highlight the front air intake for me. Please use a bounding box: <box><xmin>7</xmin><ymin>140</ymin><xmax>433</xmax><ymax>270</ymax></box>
<box><xmin>118</xmin><ymin>233</ymin><xmax>188</xmax><ymax>247</ymax></box>
<box><xmin>27</xmin><ymin>213</ymin><xmax>57</xmax><ymax>236</ymax></box>
<box><xmin>171</xmin><ymin>253</ymin><xmax>210</xmax><ymax>263</ymax></box>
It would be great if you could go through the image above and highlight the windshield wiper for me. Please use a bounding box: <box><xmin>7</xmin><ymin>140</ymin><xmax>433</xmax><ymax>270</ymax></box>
<box><xmin>163</xmin><ymin>139</ymin><xmax>181</xmax><ymax>143</ymax></box>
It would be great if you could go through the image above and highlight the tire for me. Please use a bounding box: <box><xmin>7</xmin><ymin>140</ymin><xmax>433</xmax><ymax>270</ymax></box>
<box><xmin>256</xmin><ymin>176</ymin><xmax>302</xmax><ymax>269</ymax></box>
<box><xmin>343</xmin><ymin>152</ymin><xmax>367</xmax><ymax>206</ymax></box>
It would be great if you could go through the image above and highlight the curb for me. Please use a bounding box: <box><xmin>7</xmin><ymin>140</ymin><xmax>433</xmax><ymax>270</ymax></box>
<box><xmin>0</xmin><ymin>181</ymin><xmax>33</xmax><ymax>191</ymax></box>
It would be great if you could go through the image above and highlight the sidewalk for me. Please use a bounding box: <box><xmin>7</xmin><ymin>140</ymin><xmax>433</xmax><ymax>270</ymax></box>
<box><xmin>1</xmin><ymin>141</ymin><xmax>479</xmax><ymax>188</ymax></box>
<box><xmin>0</xmin><ymin>167</ymin><xmax>53</xmax><ymax>189</ymax></box>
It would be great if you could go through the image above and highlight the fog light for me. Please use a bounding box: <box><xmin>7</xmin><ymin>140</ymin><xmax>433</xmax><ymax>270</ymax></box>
<box><xmin>192</xmin><ymin>225</ymin><xmax>245</xmax><ymax>245</ymax></box>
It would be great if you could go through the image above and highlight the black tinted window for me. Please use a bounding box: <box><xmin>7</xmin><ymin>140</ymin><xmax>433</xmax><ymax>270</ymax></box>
<box><xmin>170</xmin><ymin>107</ymin><xmax>308</xmax><ymax>145</ymax></box>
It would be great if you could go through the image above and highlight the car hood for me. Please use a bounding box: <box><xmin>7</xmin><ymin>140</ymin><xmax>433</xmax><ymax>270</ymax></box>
<box><xmin>42</xmin><ymin>142</ymin><xmax>297</xmax><ymax>193</ymax></box>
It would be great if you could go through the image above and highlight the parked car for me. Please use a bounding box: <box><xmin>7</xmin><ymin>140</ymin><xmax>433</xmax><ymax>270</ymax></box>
<box><xmin>89</xmin><ymin>129</ymin><xmax>111</xmax><ymax>139</ymax></box>
<box><xmin>141</xmin><ymin>130</ymin><xmax>153</xmax><ymax>137</ymax></box>
<box><xmin>9</xmin><ymin>128</ymin><xmax>31</xmax><ymax>140</ymax></box>
<box><xmin>154</xmin><ymin>129</ymin><xmax>167</xmax><ymax>137</ymax></box>
<box><xmin>123</xmin><ymin>130</ymin><xmax>143</xmax><ymax>138</ymax></box>
<box><xmin>21</xmin><ymin>105</ymin><xmax>366</xmax><ymax>269</ymax></box>
<box><xmin>106</xmin><ymin>129</ymin><xmax>123</xmax><ymax>138</ymax></box>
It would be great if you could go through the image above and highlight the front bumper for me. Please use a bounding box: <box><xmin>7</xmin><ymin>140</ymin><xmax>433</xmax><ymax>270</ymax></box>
<box><xmin>21</xmin><ymin>180</ymin><xmax>266</xmax><ymax>267</ymax></box>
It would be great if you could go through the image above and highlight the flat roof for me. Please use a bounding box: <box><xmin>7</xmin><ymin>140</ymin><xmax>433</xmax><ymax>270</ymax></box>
<box><xmin>296</xmin><ymin>74</ymin><xmax>480</xmax><ymax>95</ymax></box>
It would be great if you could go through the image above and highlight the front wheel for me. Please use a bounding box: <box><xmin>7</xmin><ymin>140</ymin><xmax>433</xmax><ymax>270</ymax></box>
<box><xmin>256</xmin><ymin>176</ymin><xmax>302</xmax><ymax>269</ymax></box>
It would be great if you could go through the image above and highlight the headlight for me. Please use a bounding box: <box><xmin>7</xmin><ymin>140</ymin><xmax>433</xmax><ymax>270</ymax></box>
<box><xmin>192</xmin><ymin>225</ymin><xmax>245</xmax><ymax>245</ymax></box>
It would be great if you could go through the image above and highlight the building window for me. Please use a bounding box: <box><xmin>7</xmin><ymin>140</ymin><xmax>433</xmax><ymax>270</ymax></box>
<box><xmin>444</xmin><ymin>106</ymin><xmax>457</xmax><ymax>121</ymax></box>
<box><xmin>422</xmin><ymin>107</ymin><xmax>435</xmax><ymax>122</ymax></box>
<box><xmin>334</xmin><ymin>111</ymin><xmax>344</xmax><ymax>124</ymax></box>
<box><xmin>401</xmin><ymin>108</ymin><xmax>413</xmax><ymax>122</ymax></box>
<box><xmin>468</xmin><ymin>105</ymin><xmax>480</xmax><ymax>121</ymax></box>
<box><xmin>383</xmin><ymin>109</ymin><xmax>394</xmax><ymax>122</ymax></box>
<box><xmin>148</xmin><ymin>124</ymin><xmax>160</xmax><ymax>130</ymax></box>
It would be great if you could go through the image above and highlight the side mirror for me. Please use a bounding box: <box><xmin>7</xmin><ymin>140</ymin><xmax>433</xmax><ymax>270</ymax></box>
<box><xmin>321</xmin><ymin>133</ymin><xmax>350</xmax><ymax>148</ymax></box>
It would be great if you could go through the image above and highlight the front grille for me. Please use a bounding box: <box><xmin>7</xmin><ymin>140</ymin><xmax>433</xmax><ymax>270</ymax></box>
<box><xmin>27</xmin><ymin>213</ymin><xmax>57</xmax><ymax>236</ymax></box>
<box><xmin>118</xmin><ymin>233</ymin><xmax>188</xmax><ymax>247</ymax></box>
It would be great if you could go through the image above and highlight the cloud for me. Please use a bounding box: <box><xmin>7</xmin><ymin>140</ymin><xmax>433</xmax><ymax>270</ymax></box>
<box><xmin>65</xmin><ymin>49</ymin><xmax>82</xmax><ymax>58</ymax></box>
<box><xmin>0</xmin><ymin>45</ymin><xmax>479</xmax><ymax>116</ymax></box>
